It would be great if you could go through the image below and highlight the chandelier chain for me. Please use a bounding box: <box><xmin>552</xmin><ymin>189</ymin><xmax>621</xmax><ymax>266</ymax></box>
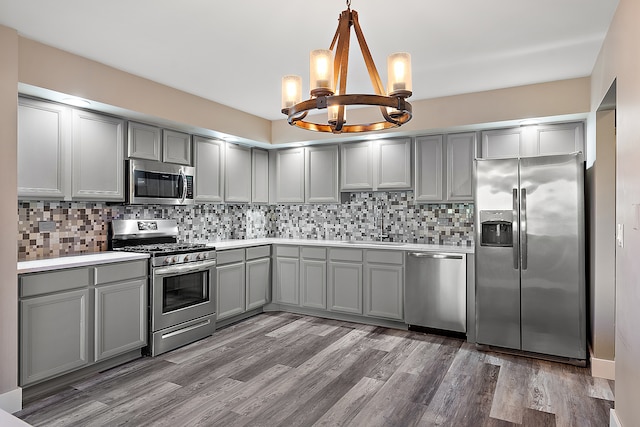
<box><xmin>346</xmin><ymin>0</ymin><xmax>351</xmax><ymax>9</ymax></box>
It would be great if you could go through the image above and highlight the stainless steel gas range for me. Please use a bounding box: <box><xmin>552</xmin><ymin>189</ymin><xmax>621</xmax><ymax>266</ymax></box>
<box><xmin>110</xmin><ymin>219</ymin><xmax>216</xmax><ymax>356</ymax></box>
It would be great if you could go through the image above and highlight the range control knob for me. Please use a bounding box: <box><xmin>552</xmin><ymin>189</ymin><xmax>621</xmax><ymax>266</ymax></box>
<box><xmin>201</xmin><ymin>253</ymin><xmax>208</xmax><ymax>260</ymax></box>
<box><xmin>163</xmin><ymin>257</ymin><xmax>172</xmax><ymax>265</ymax></box>
<box><xmin>183</xmin><ymin>255</ymin><xmax>190</xmax><ymax>262</ymax></box>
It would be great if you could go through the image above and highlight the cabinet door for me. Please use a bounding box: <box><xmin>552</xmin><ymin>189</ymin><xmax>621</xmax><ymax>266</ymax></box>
<box><xmin>127</xmin><ymin>122</ymin><xmax>161</xmax><ymax>161</ymax></box>
<box><xmin>533</xmin><ymin>122</ymin><xmax>584</xmax><ymax>156</ymax></box>
<box><xmin>376</xmin><ymin>138</ymin><xmax>412</xmax><ymax>189</ymax></box>
<box><xmin>246</xmin><ymin>257</ymin><xmax>270</xmax><ymax>310</ymax></box>
<box><xmin>415</xmin><ymin>135</ymin><xmax>443</xmax><ymax>202</ymax></box>
<box><xmin>364</xmin><ymin>264</ymin><xmax>403</xmax><ymax>320</ymax></box>
<box><xmin>480</xmin><ymin>128</ymin><xmax>522</xmax><ymax>159</ymax></box>
<box><xmin>276</xmin><ymin>148</ymin><xmax>305</xmax><ymax>203</ymax></box>
<box><xmin>194</xmin><ymin>136</ymin><xmax>224</xmax><ymax>203</ymax></box>
<box><xmin>276</xmin><ymin>257</ymin><xmax>300</xmax><ymax>305</ymax></box>
<box><xmin>252</xmin><ymin>148</ymin><xmax>269</xmax><ymax>204</ymax></box>
<box><xmin>328</xmin><ymin>261</ymin><xmax>363</xmax><ymax>314</ymax></box>
<box><xmin>446</xmin><ymin>132</ymin><xmax>476</xmax><ymax>201</ymax></box>
<box><xmin>18</xmin><ymin>98</ymin><xmax>70</xmax><ymax>199</ymax></box>
<box><xmin>20</xmin><ymin>289</ymin><xmax>90</xmax><ymax>386</ymax></box>
<box><xmin>162</xmin><ymin>129</ymin><xmax>192</xmax><ymax>165</ymax></box>
<box><xmin>216</xmin><ymin>262</ymin><xmax>246</xmax><ymax>320</ymax></box>
<box><xmin>225</xmin><ymin>143</ymin><xmax>252</xmax><ymax>203</ymax></box>
<box><xmin>301</xmin><ymin>259</ymin><xmax>327</xmax><ymax>309</ymax></box>
<box><xmin>340</xmin><ymin>141</ymin><xmax>373</xmax><ymax>190</ymax></box>
<box><xmin>306</xmin><ymin>145</ymin><xmax>339</xmax><ymax>203</ymax></box>
<box><xmin>72</xmin><ymin>110</ymin><xmax>125</xmax><ymax>201</ymax></box>
<box><xmin>94</xmin><ymin>279</ymin><xmax>147</xmax><ymax>362</ymax></box>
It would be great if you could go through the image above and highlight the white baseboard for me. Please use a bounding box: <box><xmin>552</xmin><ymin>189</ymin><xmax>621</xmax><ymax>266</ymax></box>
<box><xmin>610</xmin><ymin>409</ymin><xmax>622</xmax><ymax>427</ymax></box>
<box><xmin>0</xmin><ymin>387</ymin><xmax>22</xmax><ymax>414</ymax></box>
<box><xmin>590</xmin><ymin>347</ymin><xmax>615</xmax><ymax>380</ymax></box>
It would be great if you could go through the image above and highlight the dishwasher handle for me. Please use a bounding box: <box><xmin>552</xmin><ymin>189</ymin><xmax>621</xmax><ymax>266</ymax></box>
<box><xmin>407</xmin><ymin>252</ymin><xmax>464</xmax><ymax>260</ymax></box>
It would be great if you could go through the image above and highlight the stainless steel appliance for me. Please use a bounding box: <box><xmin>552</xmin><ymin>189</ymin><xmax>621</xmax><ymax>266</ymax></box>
<box><xmin>110</xmin><ymin>219</ymin><xmax>216</xmax><ymax>356</ymax></box>
<box><xmin>475</xmin><ymin>153</ymin><xmax>586</xmax><ymax>362</ymax></box>
<box><xmin>127</xmin><ymin>159</ymin><xmax>195</xmax><ymax>205</ymax></box>
<box><xmin>405</xmin><ymin>252</ymin><xmax>466</xmax><ymax>333</ymax></box>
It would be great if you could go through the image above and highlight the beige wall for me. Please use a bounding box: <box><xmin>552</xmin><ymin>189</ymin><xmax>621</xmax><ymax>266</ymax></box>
<box><xmin>18</xmin><ymin>37</ymin><xmax>272</xmax><ymax>145</ymax></box>
<box><xmin>272</xmin><ymin>77</ymin><xmax>591</xmax><ymax>145</ymax></box>
<box><xmin>590</xmin><ymin>0</ymin><xmax>640</xmax><ymax>424</ymax></box>
<box><xmin>0</xmin><ymin>25</ymin><xmax>19</xmax><ymax>410</ymax></box>
<box><xmin>586</xmin><ymin>109</ymin><xmax>616</xmax><ymax>364</ymax></box>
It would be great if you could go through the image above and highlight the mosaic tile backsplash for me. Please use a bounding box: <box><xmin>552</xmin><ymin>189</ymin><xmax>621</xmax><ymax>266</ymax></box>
<box><xmin>18</xmin><ymin>192</ymin><xmax>474</xmax><ymax>260</ymax></box>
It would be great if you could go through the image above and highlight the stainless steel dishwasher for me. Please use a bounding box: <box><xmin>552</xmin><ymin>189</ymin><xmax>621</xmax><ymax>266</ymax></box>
<box><xmin>405</xmin><ymin>252</ymin><xmax>466</xmax><ymax>333</ymax></box>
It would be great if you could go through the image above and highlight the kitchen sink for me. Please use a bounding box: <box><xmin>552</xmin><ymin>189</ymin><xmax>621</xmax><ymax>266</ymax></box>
<box><xmin>341</xmin><ymin>241</ymin><xmax>406</xmax><ymax>247</ymax></box>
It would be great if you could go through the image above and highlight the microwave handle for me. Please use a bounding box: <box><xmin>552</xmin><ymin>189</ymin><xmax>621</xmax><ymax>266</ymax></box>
<box><xmin>180</xmin><ymin>169</ymin><xmax>187</xmax><ymax>204</ymax></box>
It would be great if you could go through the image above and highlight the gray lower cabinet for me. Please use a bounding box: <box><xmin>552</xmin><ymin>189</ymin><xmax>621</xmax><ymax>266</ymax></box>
<box><xmin>94</xmin><ymin>278</ymin><xmax>147</xmax><ymax>362</ymax></box>
<box><xmin>328</xmin><ymin>249</ymin><xmax>363</xmax><ymax>315</ymax></box>
<box><xmin>20</xmin><ymin>288</ymin><xmax>90</xmax><ymax>386</ymax></box>
<box><xmin>275</xmin><ymin>246</ymin><xmax>300</xmax><ymax>305</ymax></box>
<box><xmin>216</xmin><ymin>249</ymin><xmax>246</xmax><ymax>320</ymax></box>
<box><xmin>364</xmin><ymin>250</ymin><xmax>404</xmax><ymax>320</ymax></box>
<box><xmin>300</xmin><ymin>247</ymin><xmax>327</xmax><ymax>309</ymax></box>
<box><xmin>19</xmin><ymin>259</ymin><xmax>147</xmax><ymax>387</ymax></box>
<box><xmin>246</xmin><ymin>246</ymin><xmax>271</xmax><ymax>311</ymax></box>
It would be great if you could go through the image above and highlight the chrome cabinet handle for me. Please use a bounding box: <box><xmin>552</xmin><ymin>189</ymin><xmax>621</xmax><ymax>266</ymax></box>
<box><xmin>408</xmin><ymin>252</ymin><xmax>463</xmax><ymax>260</ymax></box>
<box><xmin>521</xmin><ymin>188</ymin><xmax>528</xmax><ymax>270</ymax></box>
<box><xmin>512</xmin><ymin>188</ymin><xmax>519</xmax><ymax>270</ymax></box>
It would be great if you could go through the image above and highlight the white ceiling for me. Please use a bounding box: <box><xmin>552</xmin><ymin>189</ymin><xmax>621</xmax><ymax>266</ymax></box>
<box><xmin>0</xmin><ymin>0</ymin><xmax>619</xmax><ymax>121</ymax></box>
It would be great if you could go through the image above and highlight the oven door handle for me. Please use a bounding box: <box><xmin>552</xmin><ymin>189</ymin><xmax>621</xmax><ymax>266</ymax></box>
<box><xmin>154</xmin><ymin>259</ymin><xmax>217</xmax><ymax>277</ymax></box>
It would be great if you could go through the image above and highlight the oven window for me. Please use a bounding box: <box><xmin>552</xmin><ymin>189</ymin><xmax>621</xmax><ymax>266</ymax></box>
<box><xmin>162</xmin><ymin>270</ymin><xmax>209</xmax><ymax>313</ymax></box>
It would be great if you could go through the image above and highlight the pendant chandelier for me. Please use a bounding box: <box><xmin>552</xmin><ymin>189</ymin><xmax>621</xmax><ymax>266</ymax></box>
<box><xmin>281</xmin><ymin>0</ymin><xmax>413</xmax><ymax>134</ymax></box>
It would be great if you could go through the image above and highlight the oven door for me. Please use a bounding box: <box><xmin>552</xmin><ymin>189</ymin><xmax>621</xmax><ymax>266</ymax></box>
<box><xmin>151</xmin><ymin>259</ymin><xmax>216</xmax><ymax>332</ymax></box>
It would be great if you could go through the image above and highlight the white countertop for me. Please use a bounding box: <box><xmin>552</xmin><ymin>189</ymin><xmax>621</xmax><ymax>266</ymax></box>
<box><xmin>207</xmin><ymin>238</ymin><xmax>474</xmax><ymax>254</ymax></box>
<box><xmin>18</xmin><ymin>252</ymin><xmax>150</xmax><ymax>274</ymax></box>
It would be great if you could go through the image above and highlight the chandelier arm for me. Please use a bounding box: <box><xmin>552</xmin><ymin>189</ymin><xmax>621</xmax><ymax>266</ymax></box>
<box><xmin>351</xmin><ymin>10</ymin><xmax>386</xmax><ymax>96</ymax></box>
<box><xmin>335</xmin><ymin>10</ymin><xmax>352</xmax><ymax>132</ymax></box>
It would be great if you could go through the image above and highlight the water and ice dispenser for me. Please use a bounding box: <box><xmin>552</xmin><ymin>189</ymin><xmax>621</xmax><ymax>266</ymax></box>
<box><xmin>479</xmin><ymin>210</ymin><xmax>513</xmax><ymax>247</ymax></box>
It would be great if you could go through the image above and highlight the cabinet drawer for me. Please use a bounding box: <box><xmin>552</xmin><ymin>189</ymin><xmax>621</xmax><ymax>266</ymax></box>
<box><xmin>20</xmin><ymin>267</ymin><xmax>92</xmax><ymax>297</ymax></box>
<box><xmin>301</xmin><ymin>247</ymin><xmax>326</xmax><ymax>260</ymax></box>
<box><xmin>366</xmin><ymin>250</ymin><xmax>404</xmax><ymax>265</ymax></box>
<box><xmin>94</xmin><ymin>260</ymin><xmax>147</xmax><ymax>285</ymax></box>
<box><xmin>246</xmin><ymin>245</ymin><xmax>271</xmax><ymax>260</ymax></box>
<box><xmin>329</xmin><ymin>248</ymin><xmax>363</xmax><ymax>263</ymax></box>
<box><xmin>276</xmin><ymin>246</ymin><xmax>299</xmax><ymax>258</ymax></box>
<box><xmin>217</xmin><ymin>249</ymin><xmax>245</xmax><ymax>265</ymax></box>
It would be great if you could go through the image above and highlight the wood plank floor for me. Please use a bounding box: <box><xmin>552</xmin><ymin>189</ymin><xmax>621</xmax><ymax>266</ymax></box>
<box><xmin>16</xmin><ymin>312</ymin><xmax>614</xmax><ymax>426</ymax></box>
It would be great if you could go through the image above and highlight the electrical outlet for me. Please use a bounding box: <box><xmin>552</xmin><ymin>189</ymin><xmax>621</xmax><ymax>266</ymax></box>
<box><xmin>38</xmin><ymin>221</ymin><xmax>56</xmax><ymax>232</ymax></box>
<box><xmin>617</xmin><ymin>223</ymin><xmax>624</xmax><ymax>248</ymax></box>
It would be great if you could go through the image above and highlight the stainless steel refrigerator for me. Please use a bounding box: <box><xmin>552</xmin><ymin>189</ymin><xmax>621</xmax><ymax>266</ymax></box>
<box><xmin>475</xmin><ymin>152</ymin><xmax>586</xmax><ymax>361</ymax></box>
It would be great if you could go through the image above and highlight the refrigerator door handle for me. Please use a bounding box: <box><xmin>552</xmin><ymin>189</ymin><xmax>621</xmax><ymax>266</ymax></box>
<box><xmin>512</xmin><ymin>188</ymin><xmax>519</xmax><ymax>269</ymax></box>
<box><xmin>521</xmin><ymin>188</ymin><xmax>528</xmax><ymax>270</ymax></box>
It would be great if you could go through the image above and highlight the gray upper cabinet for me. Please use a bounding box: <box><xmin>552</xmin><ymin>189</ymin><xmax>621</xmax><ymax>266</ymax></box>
<box><xmin>251</xmin><ymin>148</ymin><xmax>269</xmax><ymax>204</ymax></box>
<box><xmin>71</xmin><ymin>109</ymin><xmax>125</xmax><ymax>201</ymax></box>
<box><xmin>532</xmin><ymin>122</ymin><xmax>584</xmax><ymax>156</ymax></box>
<box><xmin>276</xmin><ymin>147</ymin><xmax>305</xmax><ymax>203</ymax></box>
<box><xmin>480</xmin><ymin>128</ymin><xmax>522</xmax><ymax>159</ymax></box>
<box><xmin>376</xmin><ymin>138</ymin><xmax>412</xmax><ymax>189</ymax></box>
<box><xmin>194</xmin><ymin>136</ymin><xmax>224</xmax><ymax>203</ymax></box>
<box><xmin>225</xmin><ymin>143</ymin><xmax>252</xmax><ymax>203</ymax></box>
<box><xmin>480</xmin><ymin>122</ymin><xmax>584</xmax><ymax>159</ymax></box>
<box><xmin>162</xmin><ymin>129</ymin><xmax>192</xmax><ymax>165</ymax></box>
<box><xmin>446</xmin><ymin>132</ymin><xmax>476</xmax><ymax>201</ymax></box>
<box><xmin>18</xmin><ymin>97</ymin><xmax>70</xmax><ymax>199</ymax></box>
<box><xmin>127</xmin><ymin>121</ymin><xmax>161</xmax><ymax>161</ymax></box>
<box><xmin>306</xmin><ymin>145</ymin><xmax>339</xmax><ymax>203</ymax></box>
<box><xmin>340</xmin><ymin>141</ymin><xmax>373</xmax><ymax>191</ymax></box>
<box><xmin>414</xmin><ymin>135</ymin><xmax>443</xmax><ymax>202</ymax></box>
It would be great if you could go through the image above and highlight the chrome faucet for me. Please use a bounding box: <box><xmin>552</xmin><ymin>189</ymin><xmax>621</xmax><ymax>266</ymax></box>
<box><xmin>374</xmin><ymin>203</ymin><xmax>389</xmax><ymax>241</ymax></box>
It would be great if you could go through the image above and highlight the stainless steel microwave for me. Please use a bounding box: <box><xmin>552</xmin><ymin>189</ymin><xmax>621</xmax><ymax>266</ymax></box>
<box><xmin>127</xmin><ymin>159</ymin><xmax>195</xmax><ymax>205</ymax></box>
